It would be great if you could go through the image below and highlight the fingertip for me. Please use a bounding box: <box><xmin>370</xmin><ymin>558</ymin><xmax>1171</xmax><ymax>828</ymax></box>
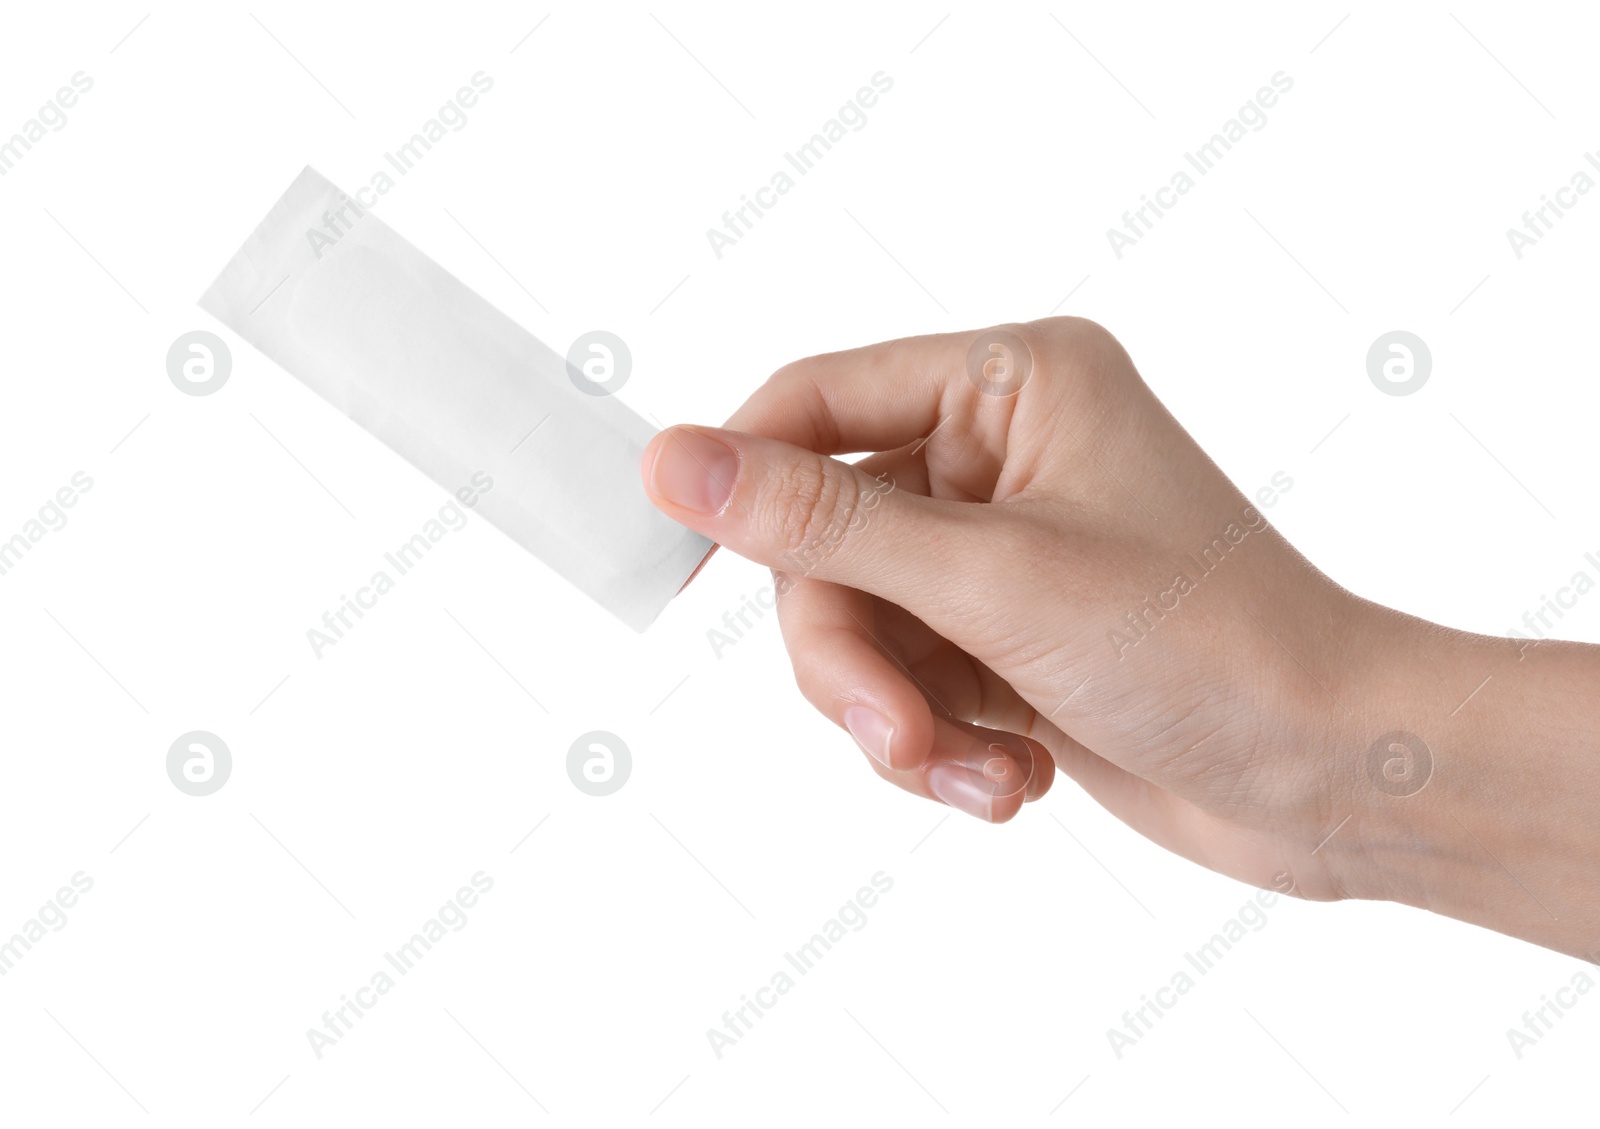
<box><xmin>843</xmin><ymin>699</ymin><xmax>933</xmax><ymax>773</ymax></box>
<box><xmin>890</xmin><ymin>694</ymin><xmax>937</xmax><ymax>772</ymax></box>
<box><xmin>642</xmin><ymin>425</ymin><xmax>742</xmax><ymax>518</ymax></box>
<box><xmin>926</xmin><ymin>762</ymin><xmax>999</xmax><ymax>823</ymax></box>
<box><xmin>1022</xmin><ymin>735</ymin><xmax>1056</xmax><ymax>801</ymax></box>
<box><xmin>922</xmin><ymin>720</ymin><xmax>1047</xmax><ymax>823</ymax></box>
<box><xmin>925</xmin><ymin>760</ymin><xmax>1026</xmax><ymax>824</ymax></box>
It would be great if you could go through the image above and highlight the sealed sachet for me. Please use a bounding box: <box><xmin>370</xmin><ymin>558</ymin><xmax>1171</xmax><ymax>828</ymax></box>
<box><xmin>201</xmin><ymin>166</ymin><xmax>710</xmax><ymax>631</ymax></box>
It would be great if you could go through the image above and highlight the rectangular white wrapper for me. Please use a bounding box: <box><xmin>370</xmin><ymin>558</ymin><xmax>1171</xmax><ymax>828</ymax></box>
<box><xmin>200</xmin><ymin>166</ymin><xmax>710</xmax><ymax>632</ymax></box>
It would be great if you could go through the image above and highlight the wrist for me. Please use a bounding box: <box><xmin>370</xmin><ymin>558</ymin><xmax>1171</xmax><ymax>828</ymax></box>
<box><xmin>1322</xmin><ymin>606</ymin><xmax>1600</xmax><ymax>957</ymax></box>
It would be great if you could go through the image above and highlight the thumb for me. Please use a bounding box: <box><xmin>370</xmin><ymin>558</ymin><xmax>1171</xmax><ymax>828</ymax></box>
<box><xmin>641</xmin><ymin>425</ymin><xmax>978</xmax><ymax>611</ymax></box>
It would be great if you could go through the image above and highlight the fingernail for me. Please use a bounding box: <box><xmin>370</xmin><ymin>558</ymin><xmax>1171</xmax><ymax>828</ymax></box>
<box><xmin>648</xmin><ymin>428</ymin><xmax>738</xmax><ymax>514</ymax></box>
<box><xmin>844</xmin><ymin>706</ymin><xmax>895</xmax><ymax>769</ymax></box>
<box><xmin>926</xmin><ymin>763</ymin><xmax>996</xmax><ymax>822</ymax></box>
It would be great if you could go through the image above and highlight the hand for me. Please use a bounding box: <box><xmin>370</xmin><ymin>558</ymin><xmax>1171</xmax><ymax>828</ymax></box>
<box><xmin>640</xmin><ymin>317</ymin><xmax>1600</xmax><ymax>956</ymax></box>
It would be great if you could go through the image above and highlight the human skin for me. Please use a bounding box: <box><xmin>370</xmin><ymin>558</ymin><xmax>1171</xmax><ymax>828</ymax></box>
<box><xmin>639</xmin><ymin>317</ymin><xmax>1600</xmax><ymax>960</ymax></box>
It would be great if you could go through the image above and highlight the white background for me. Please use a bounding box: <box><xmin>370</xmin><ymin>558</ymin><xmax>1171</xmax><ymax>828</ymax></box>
<box><xmin>1</xmin><ymin>1</ymin><xmax>1597</xmax><ymax>1124</ymax></box>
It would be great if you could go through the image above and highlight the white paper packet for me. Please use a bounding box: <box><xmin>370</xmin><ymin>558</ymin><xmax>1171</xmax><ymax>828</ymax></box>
<box><xmin>200</xmin><ymin>166</ymin><xmax>710</xmax><ymax>632</ymax></box>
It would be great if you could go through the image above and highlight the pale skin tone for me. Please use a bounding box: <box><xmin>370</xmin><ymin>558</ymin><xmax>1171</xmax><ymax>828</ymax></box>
<box><xmin>640</xmin><ymin>317</ymin><xmax>1600</xmax><ymax>960</ymax></box>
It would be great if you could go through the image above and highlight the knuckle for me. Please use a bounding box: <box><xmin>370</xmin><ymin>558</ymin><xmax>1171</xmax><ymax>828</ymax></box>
<box><xmin>962</xmin><ymin>319</ymin><xmax>1130</xmax><ymax>402</ymax></box>
<box><xmin>751</xmin><ymin>361</ymin><xmax>841</xmax><ymax>450</ymax></box>
<box><xmin>1020</xmin><ymin>316</ymin><xmax>1139</xmax><ymax>407</ymax></box>
<box><xmin>1032</xmin><ymin>315</ymin><xmax>1119</xmax><ymax>353</ymax></box>
<box><xmin>766</xmin><ymin>458</ymin><xmax>860</xmax><ymax>576</ymax></box>
<box><xmin>760</xmin><ymin>361</ymin><xmax>808</xmax><ymax>403</ymax></box>
<box><xmin>1038</xmin><ymin>314</ymin><xmax>1114</xmax><ymax>340</ymax></box>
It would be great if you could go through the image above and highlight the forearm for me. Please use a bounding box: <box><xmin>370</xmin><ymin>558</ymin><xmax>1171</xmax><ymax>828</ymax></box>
<box><xmin>1329</xmin><ymin>610</ymin><xmax>1600</xmax><ymax>958</ymax></box>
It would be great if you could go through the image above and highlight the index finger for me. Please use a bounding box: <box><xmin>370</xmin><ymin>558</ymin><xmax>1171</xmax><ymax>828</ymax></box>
<box><xmin>724</xmin><ymin>329</ymin><xmax>962</xmax><ymax>454</ymax></box>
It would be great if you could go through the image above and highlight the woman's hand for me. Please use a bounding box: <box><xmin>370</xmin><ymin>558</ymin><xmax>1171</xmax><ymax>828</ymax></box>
<box><xmin>640</xmin><ymin>317</ymin><xmax>1600</xmax><ymax>957</ymax></box>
